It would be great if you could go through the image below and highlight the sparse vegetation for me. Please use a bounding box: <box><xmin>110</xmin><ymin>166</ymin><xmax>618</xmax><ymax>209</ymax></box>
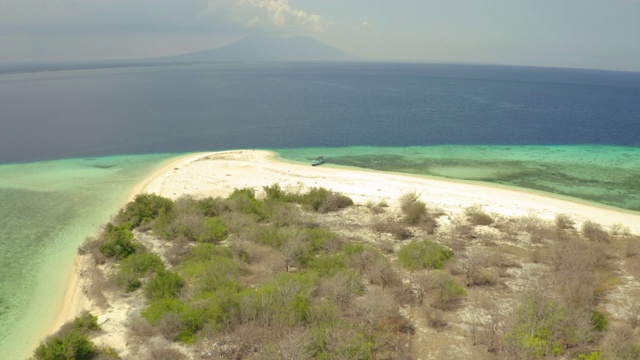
<box><xmin>75</xmin><ymin>183</ymin><xmax>640</xmax><ymax>359</ymax></box>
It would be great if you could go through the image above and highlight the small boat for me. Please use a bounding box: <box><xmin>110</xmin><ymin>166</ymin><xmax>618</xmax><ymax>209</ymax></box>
<box><xmin>311</xmin><ymin>156</ymin><xmax>325</xmax><ymax>166</ymax></box>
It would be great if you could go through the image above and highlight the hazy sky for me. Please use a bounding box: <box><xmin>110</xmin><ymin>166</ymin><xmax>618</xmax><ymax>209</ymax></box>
<box><xmin>1</xmin><ymin>0</ymin><xmax>638</xmax><ymax>71</ymax></box>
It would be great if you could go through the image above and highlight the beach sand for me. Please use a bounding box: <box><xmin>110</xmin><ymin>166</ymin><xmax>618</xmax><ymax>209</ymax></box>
<box><xmin>145</xmin><ymin>149</ymin><xmax>640</xmax><ymax>233</ymax></box>
<box><xmin>43</xmin><ymin>149</ymin><xmax>640</xmax><ymax>356</ymax></box>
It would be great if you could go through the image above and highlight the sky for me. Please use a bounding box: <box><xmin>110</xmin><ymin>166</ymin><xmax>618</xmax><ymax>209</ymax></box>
<box><xmin>0</xmin><ymin>0</ymin><xmax>638</xmax><ymax>72</ymax></box>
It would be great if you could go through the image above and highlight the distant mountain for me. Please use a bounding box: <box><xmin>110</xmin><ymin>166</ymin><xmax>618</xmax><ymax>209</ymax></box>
<box><xmin>162</xmin><ymin>36</ymin><xmax>361</xmax><ymax>63</ymax></box>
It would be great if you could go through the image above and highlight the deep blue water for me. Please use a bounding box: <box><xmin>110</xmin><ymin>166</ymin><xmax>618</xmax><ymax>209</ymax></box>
<box><xmin>1</xmin><ymin>62</ymin><xmax>639</xmax><ymax>164</ymax></box>
<box><xmin>1</xmin><ymin>62</ymin><xmax>640</xmax><ymax>359</ymax></box>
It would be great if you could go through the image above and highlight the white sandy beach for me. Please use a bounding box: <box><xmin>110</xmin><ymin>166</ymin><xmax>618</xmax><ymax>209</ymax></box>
<box><xmin>144</xmin><ymin>150</ymin><xmax>640</xmax><ymax>233</ymax></box>
<box><xmin>44</xmin><ymin>149</ymin><xmax>640</xmax><ymax>356</ymax></box>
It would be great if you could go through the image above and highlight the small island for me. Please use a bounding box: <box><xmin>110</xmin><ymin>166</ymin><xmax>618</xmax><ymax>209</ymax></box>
<box><xmin>34</xmin><ymin>150</ymin><xmax>640</xmax><ymax>360</ymax></box>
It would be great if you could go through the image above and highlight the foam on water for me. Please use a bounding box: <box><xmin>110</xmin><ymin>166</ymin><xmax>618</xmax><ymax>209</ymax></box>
<box><xmin>274</xmin><ymin>145</ymin><xmax>640</xmax><ymax>211</ymax></box>
<box><xmin>0</xmin><ymin>154</ymin><xmax>178</xmax><ymax>360</ymax></box>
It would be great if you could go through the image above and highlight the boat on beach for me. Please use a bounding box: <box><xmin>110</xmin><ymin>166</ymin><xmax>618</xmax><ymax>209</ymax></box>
<box><xmin>311</xmin><ymin>156</ymin><xmax>325</xmax><ymax>166</ymax></box>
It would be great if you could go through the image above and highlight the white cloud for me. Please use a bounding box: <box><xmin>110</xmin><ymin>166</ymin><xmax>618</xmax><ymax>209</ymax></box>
<box><xmin>0</xmin><ymin>0</ymin><xmax>325</xmax><ymax>35</ymax></box>
<box><xmin>237</xmin><ymin>0</ymin><xmax>325</xmax><ymax>33</ymax></box>
<box><xmin>357</xmin><ymin>21</ymin><xmax>372</xmax><ymax>30</ymax></box>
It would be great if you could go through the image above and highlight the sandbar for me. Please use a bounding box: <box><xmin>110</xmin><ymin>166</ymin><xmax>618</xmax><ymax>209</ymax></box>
<box><xmin>43</xmin><ymin>149</ymin><xmax>640</xmax><ymax>355</ymax></box>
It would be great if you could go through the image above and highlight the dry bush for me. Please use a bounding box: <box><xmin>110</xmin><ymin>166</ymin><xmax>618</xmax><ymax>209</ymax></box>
<box><xmin>265</xmin><ymin>201</ymin><xmax>305</xmax><ymax>227</ymax></box>
<box><xmin>473</xmin><ymin>225</ymin><xmax>502</xmax><ymax>246</ymax></box>
<box><xmin>365</xmin><ymin>200</ymin><xmax>387</xmax><ymax>214</ymax></box>
<box><xmin>371</xmin><ymin>218</ymin><xmax>412</xmax><ymax>240</ymax></box>
<box><xmin>352</xmin><ymin>287</ymin><xmax>397</xmax><ymax>330</ymax></box>
<box><xmin>516</xmin><ymin>214</ymin><xmax>553</xmax><ymax>243</ymax></box>
<box><xmin>626</xmin><ymin>256</ymin><xmax>640</xmax><ymax>280</ymax></box>
<box><xmin>582</xmin><ymin>220</ymin><xmax>610</xmax><ymax>243</ymax></box>
<box><xmin>554</xmin><ymin>213</ymin><xmax>575</xmax><ymax>231</ymax></box>
<box><xmin>318</xmin><ymin>273</ymin><xmax>362</xmax><ymax>310</ymax></box>
<box><xmin>80</xmin><ymin>235</ymin><xmax>108</xmax><ymax>265</ymax></box>
<box><xmin>378</xmin><ymin>239</ymin><xmax>396</xmax><ymax>254</ymax></box>
<box><xmin>165</xmin><ymin>235</ymin><xmax>190</xmax><ymax>266</ymax></box>
<box><xmin>424</xmin><ymin>270</ymin><xmax>466</xmax><ymax>309</ymax></box>
<box><xmin>156</xmin><ymin>313</ymin><xmax>184</xmax><ymax>340</ymax></box>
<box><xmin>271</xmin><ymin>327</ymin><xmax>312</xmax><ymax>360</ymax></box>
<box><xmin>544</xmin><ymin>239</ymin><xmax>608</xmax><ymax>308</ymax></box>
<box><xmin>147</xmin><ymin>342</ymin><xmax>186</xmax><ymax>360</ymax></box>
<box><xmin>602</xmin><ymin>324</ymin><xmax>640</xmax><ymax>360</ymax></box>
<box><xmin>464</xmin><ymin>205</ymin><xmax>494</xmax><ymax>226</ymax></box>
<box><xmin>221</xmin><ymin>212</ymin><xmax>260</xmax><ymax>243</ymax></box>
<box><xmin>399</xmin><ymin>191</ymin><xmax>427</xmax><ymax>225</ymax></box>
<box><xmin>436</xmin><ymin>214</ymin><xmax>474</xmax><ymax>251</ymax></box>
<box><xmin>425</xmin><ymin>306</ymin><xmax>448</xmax><ymax>330</ymax></box>
<box><xmin>126</xmin><ymin>315</ymin><xmax>156</xmax><ymax>340</ymax></box>
<box><xmin>611</xmin><ymin>223</ymin><xmax>632</xmax><ymax>237</ymax></box>
<box><xmin>628</xmin><ymin>303</ymin><xmax>640</xmax><ymax>330</ymax></box>
<box><xmin>625</xmin><ymin>236</ymin><xmax>640</xmax><ymax>258</ymax></box>
<box><xmin>318</xmin><ymin>193</ymin><xmax>354</xmax><ymax>213</ymax></box>
<box><xmin>84</xmin><ymin>264</ymin><xmax>109</xmax><ymax>308</ymax></box>
<box><xmin>170</xmin><ymin>212</ymin><xmax>204</xmax><ymax>241</ymax></box>
<box><xmin>458</xmin><ymin>248</ymin><xmax>499</xmax><ymax>287</ymax></box>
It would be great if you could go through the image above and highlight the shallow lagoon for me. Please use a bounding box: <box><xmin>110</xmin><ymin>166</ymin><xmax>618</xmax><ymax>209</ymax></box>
<box><xmin>275</xmin><ymin>145</ymin><xmax>640</xmax><ymax>211</ymax></box>
<box><xmin>0</xmin><ymin>154</ymin><xmax>177</xmax><ymax>360</ymax></box>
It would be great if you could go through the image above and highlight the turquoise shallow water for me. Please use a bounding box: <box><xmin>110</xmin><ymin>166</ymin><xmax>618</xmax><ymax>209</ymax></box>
<box><xmin>274</xmin><ymin>145</ymin><xmax>640</xmax><ymax>211</ymax></box>
<box><xmin>0</xmin><ymin>154</ymin><xmax>178</xmax><ymax>360</ymax></box>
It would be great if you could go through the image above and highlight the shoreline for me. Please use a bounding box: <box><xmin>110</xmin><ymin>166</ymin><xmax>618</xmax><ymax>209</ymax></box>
<box><xmin>43</xmin><ymin>148</ymin><xmax>640</xmax><ymax>355</ymax></box>
<box><xmin>41</xmin><ymin>153</ymin><xmax>210</xmax><ymax>346</ymax></box>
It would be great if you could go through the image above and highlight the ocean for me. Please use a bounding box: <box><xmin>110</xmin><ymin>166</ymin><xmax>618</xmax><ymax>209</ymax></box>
<box><xmin>1</xmin><ymin>62</ymin><xmax>639</xmax><ymax>358</ymax></box>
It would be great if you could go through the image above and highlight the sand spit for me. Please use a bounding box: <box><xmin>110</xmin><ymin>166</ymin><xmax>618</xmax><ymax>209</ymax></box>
<box><xmin>144</xmin><ymin>150</ymin><xmax>640</xmax><ymax>233</ymax></box>
<box><xmin>43</xmin><ymin>149</ymin><xmax>640</xmax><ymax>358</ymax></box>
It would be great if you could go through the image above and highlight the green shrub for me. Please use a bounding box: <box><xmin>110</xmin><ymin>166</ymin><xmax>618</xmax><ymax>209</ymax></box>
<box><xmin>303</xmin><ymin>227</ymin><xmax>339</xmax><ymax>253</ymax></box>
<box><xmin>116</xmin><ymin>252</ymin><xmax>164</xmax><ymax>291</ymax></box>
<box><xmin>506</xmin><ymin>291</ymin><xmax>567</xmax><ymax>358</ymax></box>
<box><xmin>118</xmin><ymin>193</ymin><xmax>174</xmax><ymax>228</ymax></box>
<box><xmin>195</xmin><ymin>217</ymin><xmax>227</xmax><ymax>243</ymax></box>
<box><xmin>295</xmin><ymin>187</ymin><xmax>353</xmax><ymax>213</ymax></box>
<box><xmin>72</xmin><ymin>312</ymin><xmax>100</xmax><ymax>332</ymax></box>
<box><xmin>197</xmin><ymin>196</ymin><xmax>228</xmax><ymax>217</ymax></box>
<box><xmin>258</xmin><ymin>225</ymin><xmax>288</xmax><ymax>248</ymax></box>
<box><xmin>427</xmin><ymin>270</ymin><xmax>466</xmax><ymax>308</ymax></box>
<box><xmin>32</xmin><ymin>330</ymin><xmax>97</xmax><ymax>360</ymax></box>
<box><xmin>234</xmin><ymin>272</ymin><xmax>319</xmax><ymax>327</ymax></box>
<box><xmin>591</xmin><ymin>310</ymin><xmax>608</xmax><ymax>331</ymax></box>
<box><xmin>181</xmin><ymin>256</ymin><xmax>245</xmax><ymax>294</ymax></box>
<box><xmin>307</xmin><ymin>254</ymin><xmax>347</xmax><ymax>277</ymax></box>
<box><xmin>119</xmin><ymin>252</ymin><xmax>164</xmax><ymax>276</ymax></box>
<box><xmin>99</xmin><ymin>224</ymin><xmax>137</xmax><ymax>260</ymax></box>
<box><xmin>263</xmin><ymin>183</ymin><xmax>293</xmax><ymax>202</ymax></box>
<box><xmin>142</xmin><ymin>298</ymin><xmax>185</xmax><ymax>325</ymax></box>
<box><xmin>397</xmin><ymin>239</ymin><xmax>453</xmax><ymax>271</ymax></box>
<box><xmin>226</xmin><ymin>188</ymin><xmax>267</xmax><ymax>219</ymax></box>
<box><xmin>309</xmin><ymin>324</ymin><xmax>374</xmax><ymax>359</ymax></box>
<box><xmin>145</xmin><ymin>270</ymin><xmax>185</xmax><ymax>300</ymax></box>
<box><xmin>186</xmin><ymin>243</ymin><xmax>234</xmax><ymax>262</ymax></box>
